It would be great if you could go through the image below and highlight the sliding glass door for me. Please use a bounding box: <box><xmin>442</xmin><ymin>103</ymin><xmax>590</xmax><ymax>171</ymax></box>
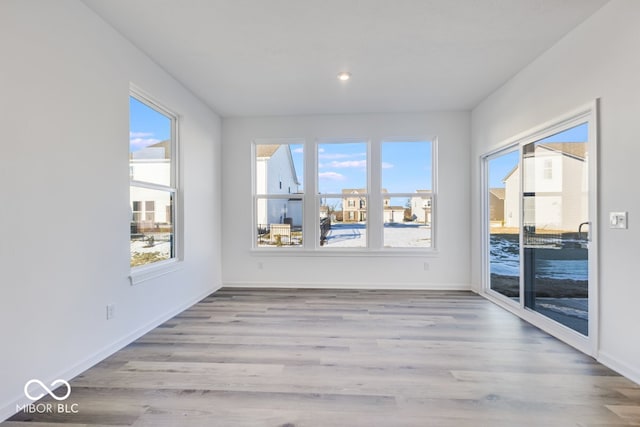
<box><xmin>522</xmin><ymin>123</ymin><xmax>590</xmax><ymax>335</ymax></box>
<box><xmin>482</xmin><ymin>104</ymin><xmax>597</xmax><ymax>353</ymax></box>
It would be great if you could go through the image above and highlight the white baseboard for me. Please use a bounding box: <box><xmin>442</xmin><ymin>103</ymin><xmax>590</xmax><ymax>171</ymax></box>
<box><xmin>598</xmin><ymin>351</ymin><xmax>640</xmax><ymax>386</ymax></box>
<box><xmin>222</xmin><ymin>281</ymin><xmax>471</xmax><ymax>291</ymax></box>
<box><xmin>1</xmin><ymin>285</ymin><xmax>220</xmax><ymax>422</ymax></box>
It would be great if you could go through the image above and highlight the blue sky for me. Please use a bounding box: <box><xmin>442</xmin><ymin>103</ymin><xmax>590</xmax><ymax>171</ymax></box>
<box><xmin>129</xmin><ymin>96</ymin><xmax>171</xmax><ymax>152</ymax></box>
<box><xmin>488</xmin><ymin>122</ymin><xmax>588</xmax><ymax>188</ymax></box>
<box><xmin>131</xmin><ymin>97</ymin><xmax>585</xmax><ymax>192</ymax></box>
<box><xmin>292</xmin><ymin>141</ymin><xmax>432</xmax><ymax>194</ymax></box>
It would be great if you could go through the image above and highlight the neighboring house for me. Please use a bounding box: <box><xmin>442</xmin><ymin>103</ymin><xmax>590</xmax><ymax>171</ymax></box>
<box><xmin>502</xmin><ymin>165</ymin><xmax>520</xmax><ymax>228</ymax></box>
<box><xmin>341</xmin><ymin>189</ymin><xmax>399</xmax><ymax>222</ymax></box>
<box><xmin>255</xmin><ymin>144</ymin><xmax>302</xmax><ymax>227</ymax></box>
<box><xmin>488</xmin><ymin>188</ymin><xmax>505</xmax><ymax>225</ymax></box>
<box><xmin>130</xmin><ymin>140</ymin><xmax>172</xmax><ymax>231</ymax></box>
<box><xmin>342</xmin><ymin>188</ymin><xmax>368</xmax><ymax>222</ymax></box>
<box><xmin>411</xmin><ymin>190</ymin><xmax>433</xmax><ymax>224</ymax></box>
<box><xmin>384</xmin><ymin>204</ymin><xmax>406</xmax><ymax>223</ymax></box>
<box><xmin>503</xmin><ymin>142</ymin><xmax>587</xmax><ymax>232</ymax></box>
<box><xmin>339</xmin><ymin>189</ymin><xmax>413</xmax><ymax>223</ymax></box>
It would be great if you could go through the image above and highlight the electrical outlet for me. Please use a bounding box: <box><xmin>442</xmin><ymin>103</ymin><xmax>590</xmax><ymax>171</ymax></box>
<box><xmin>106</xmin><ymin>304</ymin><xmax>115</xmax><ymax>320</ymax></box>
<box><xmin>423</xmin><ymin>262</ymin><xmax>430</xmax><ymax>271</ymax></box>
<box><xmin>257</xmin><ymin>262</ymin><xmax>263</xmax><ymax>270</ymax></box>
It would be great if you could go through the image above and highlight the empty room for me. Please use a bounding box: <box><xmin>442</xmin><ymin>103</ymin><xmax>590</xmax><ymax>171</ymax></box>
<box><xmin>2</xmin><ymin>0</ymin><xmax>640</xmax><ymax>425</ymax></box>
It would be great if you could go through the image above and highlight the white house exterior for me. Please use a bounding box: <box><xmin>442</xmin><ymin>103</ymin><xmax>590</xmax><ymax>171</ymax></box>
<box><xmin>503</xmin><ymin>166</ymin><xmax>520</xmax><ymax>228</ymax></box>
<box><xmin>130</xmin><ymin>140</ymin><xmax>172</xmax><ymax>231</ymax></box>
<box><xmin>383</xmin><ymin>205</ymin><xmax>405</xmax><ymax>223</ymax></box>
<box><xmin>504</xmin><ymin>143</ymin><xmax>587</xmax><ymax>232</ymax></box>
<box><xmin>255</xmin><ymin>144</ymin><xmax>302</xmax><ymax>227</ymax></box>
<box><xmin>411</xmin><ymin>190</ymin><xmax>433</xmax><ymax>224</ymax></box>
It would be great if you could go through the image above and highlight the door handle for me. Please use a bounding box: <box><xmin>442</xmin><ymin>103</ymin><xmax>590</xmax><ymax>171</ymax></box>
<box><xmin>579</xmin><ymin>221</ymin><xmax>591</xmax><ymax>242</ymax></box>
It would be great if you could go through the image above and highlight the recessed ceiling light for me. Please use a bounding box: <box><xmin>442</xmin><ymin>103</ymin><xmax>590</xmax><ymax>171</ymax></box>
<box><xmin>337</xmin><ymin>72</ymin><xmax>351</xmax><ymax>81</ymax></box>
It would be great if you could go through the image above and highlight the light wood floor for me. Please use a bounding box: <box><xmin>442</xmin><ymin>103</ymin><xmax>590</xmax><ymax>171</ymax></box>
<box><xmin>6</xmin><ymin>288</ymin><xmax>640</xmax><ymax>426</ymax></box>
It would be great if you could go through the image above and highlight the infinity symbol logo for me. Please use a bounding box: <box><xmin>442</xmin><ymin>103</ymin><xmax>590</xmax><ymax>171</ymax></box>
<box><xmin>24</xmin><ymin>379</ymin><xmax>71</xmax><ymax>401</ymax></box>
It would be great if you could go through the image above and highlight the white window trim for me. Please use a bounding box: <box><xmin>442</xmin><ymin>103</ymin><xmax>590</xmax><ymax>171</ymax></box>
<box><xmin>129</xmin><ymin>86</ymin><xmax>182</xmax><ymax>285</ymax></box>
<box><xmin>252</xmin><ymin>139</ymin><xmax>306</xmax><ymax>250</ymax></box>
<box><xmin>251</xmin><ymin>136</ymin><xmax>438</xmax><ymax>255</ymax></box>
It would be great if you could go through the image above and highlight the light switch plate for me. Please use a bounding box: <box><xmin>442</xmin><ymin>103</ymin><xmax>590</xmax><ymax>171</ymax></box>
<box><xmin>609</xmin><ymin>212</ymin><xmax>628</xmax><ymax>229</ymax></box>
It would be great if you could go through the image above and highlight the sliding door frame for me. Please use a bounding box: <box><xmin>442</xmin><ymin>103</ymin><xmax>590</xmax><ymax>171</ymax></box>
<box><xmin>480</xmin><ymin>101</ymin><xmax>599</xmax><ymax>356</ymax></box>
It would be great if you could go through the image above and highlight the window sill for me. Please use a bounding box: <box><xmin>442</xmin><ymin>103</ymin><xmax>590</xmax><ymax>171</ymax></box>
<box><xmin>250</xmin><ymin>248</ymin><xmax>439</xmax><ymax>257</ymax></box>
<box><xmin>129</xmin><ymin>259</ymin><xmax>183</xmax><ymax>285</ymax></box>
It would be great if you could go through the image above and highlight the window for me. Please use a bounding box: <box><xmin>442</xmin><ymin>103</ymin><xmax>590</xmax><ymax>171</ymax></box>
<box><xmin>318</xmin><ymin>141</ymin><xmax>368</xmax><ymax>248</ymax></box>
<box><xmin>543</xmin><ymin>158</ymin><xmax>553</xmax><ymax>180</ymax></box>
<box><xmin>381</xmin><ymin>141</ymin><xmax>433</xmax><ymax>248</ymax></box>
<box><xmin>254</xmin><ymin>141</ymin><xmax>304</xmax><ymax>247</ymax></box>
<box><xmin>252</xmin><ymin>138</ymin><xmax>436</xmax><ymax>251</ymax></box>
<box><xmin>129</xmin><ymin>92</ymin><xmax>177</xmax><ymax>268</ymax></box>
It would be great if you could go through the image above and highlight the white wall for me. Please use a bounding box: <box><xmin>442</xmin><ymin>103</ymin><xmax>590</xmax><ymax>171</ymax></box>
<box><xmin>471</xmin><ymin>0</ymin><xmax>640</xmax><ymax>383</ymax></box>
<box><xmin>222</xmin><ymin>112</ymin><xmax>471</xmax><ymax>289</ymax></box>
<box><xmin>0</xmin><ymin>0</ymin><xmax>221</xmax><ymax>419</ymax></box>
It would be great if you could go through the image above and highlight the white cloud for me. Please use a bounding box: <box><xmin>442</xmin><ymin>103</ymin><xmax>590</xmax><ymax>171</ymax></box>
<box><xmin>130</xmin><ymin>131</ymin><xmax>154</xmax><ymax>138</ymax></box>
<box><xmin>319</xmin><ymin>152</ymin><xmax>366</xmax><ymax>160</ymax></box>
<box><xmin>292</xmin><ymin>147</ymin><xmax>304</xmax><ymax>153</ymax></box>
<box><xmin>382</xmin><ymin>162</ymin><xmax>394</xmax><ymax>169</ymax></box>
<box><xmin>326</xmin><ymin>160</ymin><xmax>366</xmax><ymax>168</ymax></box>
<box><xmin>318</xmin><ymin>171</ymin><xmax>346</xmax><ymax>181</ymax></box>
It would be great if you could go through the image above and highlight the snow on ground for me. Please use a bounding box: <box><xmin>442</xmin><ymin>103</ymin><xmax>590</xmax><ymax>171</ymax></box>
<box><xmin>131</xmin><ymin>237</ymin><xmax>171</xmax><ymax>257</ymax></box>
<box><xmin>490</xmin><ymin>234</ymin><xmax>588</xmax><ymax>281</ymax></box>
<box><xmin>256</xmin><ymin>222</ymin><xmax>432</xmax><ymax>248</ymax></box>
<box><xmin>324</xmin><ymin>222</ymin><xmax>432</xmax><ymax>248</ymax></box>
<box><xmin>383</xmin><ymin>223</ymin><xmax>432</xmax><ymax>248</ymax></box>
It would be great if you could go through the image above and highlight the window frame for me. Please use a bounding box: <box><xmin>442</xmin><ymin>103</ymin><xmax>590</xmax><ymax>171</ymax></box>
<box><xmin>379</xmin><ymin>139</ymin><xmax>437</xmax><ymax>251</ymax></box>
<box><xmin>252</xmin><ymin>138</ymin><xmax>305</xmax><ymax>249</ymax></box>
<box><xmin>251</xmin><ymin>136</ymin><xmax>438</xmax><ymax>255</ymax></box>
<box><xmin>315</xmin><ymin>138</ymin><xmax>370</xmax><ymax>251</ymax></box>
<box><xmin>129</xmin><ymin>87</ymin><xmax>181</xmax><ymax>284</ymax></box>
<box><xmin>479</xmin><ymin>101</ymin><xmax>599</xmax><ymax>356</ymax></box>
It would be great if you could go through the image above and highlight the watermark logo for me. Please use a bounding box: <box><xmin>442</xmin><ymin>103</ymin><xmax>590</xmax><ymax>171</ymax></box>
<box><xmin>17</xmin><ymin>379</ymin><xmax>79</xmax><ymax>414</ymax></box>
<box><xmin>24</xmin><ymin>379</ymin><xmax>71</xmax><ymax>401</ymax></box>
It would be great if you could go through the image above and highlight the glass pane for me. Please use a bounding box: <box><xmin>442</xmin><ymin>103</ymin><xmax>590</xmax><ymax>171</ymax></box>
<box><xmin>522</xmin><ymin>122</ymin><xmax>589</xmax><ymax>335</ymax></box>
<box><xmin>255</xmin><ymin>143</ymin><xmax>303</xmax><ymax>194</ymax></box>
<box><xmin>130</xmin><ymin>186</ymin><xmax>174</xmax><ymax>267</ymax></box>
<box><xmin>319</xmin><ymin>196</ymin><xmax>366</xmax><ymax>248</ymax></box>
<box><xmin>256</xmin><ymin>197</ymin><xmax>303</xmax><ymax>247</ymax></box>
<box><xmin>382</xmin><ymin>141</ymin><xmax>432</xmax><ymax>192</ymax></box>
<box><xmin>318</xmin><ymin>142</ymin><xmax>367</xmax><ymax>194</ymax></box>
<box><xmin>129</xmin><ymin>96</ymin><xmax>172</xmax><ymax>186</ymax></box>
<box><xmin>384</xmin><ymin>196</ymin><xmax>431</xmax><ymax>248</ymax></box>
<box><xmin>488</xmin><ymin>150</ymin><xmax>520</xmax><ymax>300</ymax></box>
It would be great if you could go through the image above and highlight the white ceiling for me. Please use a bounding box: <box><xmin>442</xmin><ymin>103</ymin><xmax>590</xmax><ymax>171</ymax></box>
<box><xmin>83</xmin><ymin>0</ymin><xmax>608</xmax><ymax>117</ymax></box>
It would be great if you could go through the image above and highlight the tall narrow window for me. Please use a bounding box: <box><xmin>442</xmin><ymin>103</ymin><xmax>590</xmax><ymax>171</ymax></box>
<box><xmin>381</xmin><ymin>141</ymin><xmax>433</xmax><ymax>248</ymax></box>
<box><xmin>317</xmin><ymin>141</ymin><xmax>368</xmax><ymax>248</ymax></box>
<box><xmin>254</xmin><ymin>141</ymin><xmax>304</xmax><ymax>247</ymax></box>
<box><xmin>129</xmin><ymin>93</ymin><xmax>177</xmax><ymax>268</ymax></box>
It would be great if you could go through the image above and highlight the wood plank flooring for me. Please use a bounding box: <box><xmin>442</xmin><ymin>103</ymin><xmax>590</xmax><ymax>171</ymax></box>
<box><xmin>5</xmin><ymin>288</ymin><xmax>640</xmax><ymax>426</ymax></box>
